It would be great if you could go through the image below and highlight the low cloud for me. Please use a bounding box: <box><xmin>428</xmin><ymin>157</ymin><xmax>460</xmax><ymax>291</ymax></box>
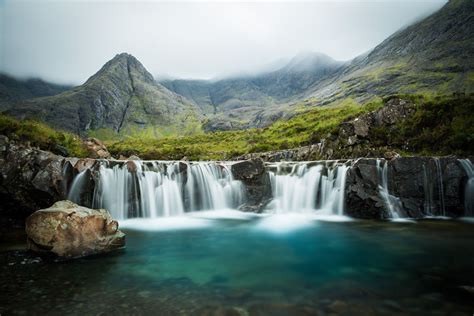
<box><xmin>0</xmin><ymin>0</ymin><xmax>446</xmax><ymax>84</ymax></box>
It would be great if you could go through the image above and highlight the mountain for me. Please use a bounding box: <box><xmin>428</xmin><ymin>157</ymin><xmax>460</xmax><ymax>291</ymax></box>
<box><xmin>166</xmin><ymin>0</ymin><xmax>473</xmax><ymax>131</ymax></box>
<box><xmin>161</xmin><ymin>52</ymin><xmax>343</xmax><ymax>129</ymax></box>
<box><xmin>0</xmin><ymin>74</ymin><xmax>71</xmax><ymax>110</ymax></box>
<box><xmin>7</xmin><ymin>53</ymin><xmax>201</xmax><ymax>136</ymax></box>
<box><xmin>162</xmin><ymin>77</ymin><xmax>275</xmax><ymax>115</ymax></box>
<box><xmin>305</xmin><ymin>0</ymin><xmax>474</xmax><ymax>103</ymax></box>
<box><xmin>4</xmin><ymin>0</ymin><xmax>472</xmax><ymax>135</ymax></box>
<box><xmin>251</xmin><ymin>52</ymin><xmax>343</xmax><ymax>100</ymax></box>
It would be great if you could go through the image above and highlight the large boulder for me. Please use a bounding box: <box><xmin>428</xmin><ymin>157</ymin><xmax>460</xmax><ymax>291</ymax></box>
<box><xmin>25</xmin><ymin>200</ymin><xmax>125</xmax><ymax>258</ymax></box>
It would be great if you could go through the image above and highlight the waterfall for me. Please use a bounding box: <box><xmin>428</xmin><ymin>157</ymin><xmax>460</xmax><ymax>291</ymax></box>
<box><xmin>422</xmin><ymin>164</ymin><xmax>435</xmax><ymax>215</ymax></box>
<box><xmin>423</xmin><ymin>158</ymin><xmax>446</xmax><ymax>216</ymax></box>
<box><xmin>459</xmin><ymin>159</ymin><xmax>474</xmax><ymax>216</ymax></box>
<box><xmin>68</xmin><ymin>160</ymin><xmax>246</xmax><ymax>220</ymax></box>
<box><xmin>376</xmin><ymin>159</ymin><xmax>403</xmax><ymax>219</ymax></box>
<box><xmin>67</xmin><ymin>169</ymin><xmax>88</xmax><ymax>204</ymax></box>
<box><xmin>434</xmin><ymin>158</ymin><xmax>446</xmax><ymax>216</ymax></box>
<box><xmin>266</xmin><ymin>161</ymin><xmax>349</xmax><ymax>215</ymax></box>
<box><xmin>186</xmin><ymin>164</ymin><xmax>240</xmax><ymax>211</ymax></box>
<box><xmin>135</xmin><ymin>162</ymin><xmax>185</xmax><ymax>218</ymax></box>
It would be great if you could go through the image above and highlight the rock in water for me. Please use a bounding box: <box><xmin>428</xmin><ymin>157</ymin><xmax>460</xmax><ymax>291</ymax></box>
<box><xmin>25</xmin><ymin>200</ymin><xmax>125</xmax><ymax>258</ymax></box>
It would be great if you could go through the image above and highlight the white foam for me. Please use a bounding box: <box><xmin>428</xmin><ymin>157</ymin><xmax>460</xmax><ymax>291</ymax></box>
<box><xmin>389</xmin><ymin>218</ymin><xmax>417</xmax><ymax>223</ymax></box>
<box><xmin>187</xmin><ymin>208</ymin><xmax>263</xmax><ymax>220</ymax></box>
<box><xmin>459</xmin><ymin>217</ymin><xmax>474</xmax><ymax>223</ymax></box>
<box><xmin>423</xmin><ymin>216</ymin><xmax>452</xmax><ymax>220</ymax></box>
<box><xmin>309</xmin><ymin>213</ymin><xmax>354</xmax><ymax>222</ymax></box>
<box><xmin>256</xmin><ymin>213</ymin><xmax>314</xmax><ymax>233</ymax></box>
<box><xmin>120</xmin><ymin>217</ymin><xmax>213</xmax><ymax>231</ymax></box>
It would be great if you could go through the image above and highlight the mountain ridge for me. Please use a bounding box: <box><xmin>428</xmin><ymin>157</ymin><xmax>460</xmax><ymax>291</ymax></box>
<box><xmin>303</xmin><ymin>0</ymin><xmax>474</xmax><ymax>103</ymax></box>
<box><xmin>6</xmin><ymin>53</ymin><xmax>201</xmax><ymax>136</ymax></box>
<box><xmin>164</xmin><ymin>0</ymin><xmax>473</xmax><ymax>130</ymax></box>
<box><xmin>1</xmin><ymin>0</ymin><xmax>472</xmax><ymax>135</ymax></box>
<box><xmin>0</xmin><ymin>74</ymin><xmax>72</xmax><ymax>111</ymax></box>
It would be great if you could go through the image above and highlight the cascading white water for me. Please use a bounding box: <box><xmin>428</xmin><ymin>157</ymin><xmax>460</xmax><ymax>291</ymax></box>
<box><xmin>423</xmin><ymin>158</ymin><xmax>446</xmax><ymax>216</ymax></box>
<box><xmin>186</xmin><ymin>163</ymin><xmax>243</xmax><ymax>211</ymax></box>
<box><xmin>69</xmin><ymin>160</ymin><xmax>246</xmax><ymax>219</ymax></box>
<box><xmin>92</xmin><ymin>163</ymin><xmax>140</xmax><ymax>219</ymax></box>
<box><xmin>433</xmin><ymin>158</ymin><xmax>446</xmax><ymax>216</ymax></box>
<box><xmin>422</xmin><ymin>164</ymin><xmax>434</xmax><ymax>215</ymax></box>
<box><xmin>267</xmin><ymin>162</ymin><xmax>349</xmax><ymax>215</ymax></box>
<box><xmin>135</xmin><ymin>162</ymin><xmax>185</xmax><ymax>218</ymax></box>
<box><xmin>459</xmin><ymin>159</ymin><xmax>474</xmax><ymax>216</ymax></box>
<box><xmin>376</xmin><ymin>159</ymin><xmax>403</xmax><ymax>219</ymax></box>
<box><xmin>67</xmin><ymin>169</ymin><xmax>88</xmax><ymax>204</ymax></box>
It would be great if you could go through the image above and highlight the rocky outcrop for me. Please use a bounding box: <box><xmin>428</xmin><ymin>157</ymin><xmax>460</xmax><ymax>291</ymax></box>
<box><xmin>345</xmin><ymin>157</ymin><xmax>469</xmax><ymax>219</ymax></box>
<box><xmin>340</xmin><ymin>97</ymin><xmax>415</xmax><ymax>139</ymax></box>
<box><xmin>235</xmin><ymin>145</ymin><xmax>320</xmax><ymax>162</ymax></box>
<box><xmin>235</xmin><ymin>97</ymin><xmax>414</xmax><ymax>162</ymax></box>
<box><xmin>0</xmin><ymin>136</ymin><xmax>69</xmax><ymax>228</ymax></box>
<box><xmin>84</xmin><ymin>138</ymin><xmax>111</xmax><ymax>159</ymax></box>
<box><xmin>25</xmin><ymin>200</ymin><xmax>125</xmax><ymax>258</ymax></box>
<box><xmin>231</xmin><ymin>159</ymin><xmax>272</xmax><ymax>213</ymax></box>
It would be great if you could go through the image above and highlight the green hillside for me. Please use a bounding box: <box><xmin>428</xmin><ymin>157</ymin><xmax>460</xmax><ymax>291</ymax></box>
<box><xmin>106</xmin><ymin>94</ymin><xmax>474</xmax><ymax>160</ymax></box>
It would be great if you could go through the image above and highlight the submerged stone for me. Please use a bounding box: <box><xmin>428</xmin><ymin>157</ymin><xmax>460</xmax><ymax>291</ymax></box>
<box><xmin>25</xmin><ymin>200</ymin><xmax>125</xmax><ymax>258</ymax></box>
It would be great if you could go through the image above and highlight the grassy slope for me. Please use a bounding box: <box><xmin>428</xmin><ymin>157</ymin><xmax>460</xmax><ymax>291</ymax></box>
<box><xmin>1</xmin><ymin>94</ymin><xmax>471</xmax><ymax>161</ymax></box>
<box><xmin>0</xmin><ymin>114</ymin><xmax>88</xmax><ymax>157</ymax></box>
<box><xmin>106</xmin><ymin>98</ymin><xmax>384</xmax><ymax>160</ymax></box>
<box><xmin>106</xmin><ymin>94</ymin><xmax>474</xmax><ymax>160</ymax></box>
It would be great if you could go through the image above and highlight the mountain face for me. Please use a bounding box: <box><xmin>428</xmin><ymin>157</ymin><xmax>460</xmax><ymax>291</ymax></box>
<box><xmin>162</xmin><ymin>52</ymin><xmax>342</xmax><ymax>113</ymax></box>
<box><xmin>3</xmin><ymin>0</ymin><xmax>472</xmax><ymax>135</ymax></box>
<box><xmin>251</xmin><ymin>52</ymin><xmax>343</xmax><ymax>100</ymax></box>
<box><xmin>174</xmin><ymin>0</ymin><xmax>473</xmax><ymax>131</ymax></box>
<box><xmin>305</xmin><ymin>0</ymin><xmax>474</xmax><ymax>103</ymax></box>
<box><xmin>0</xmin><ymin>74</ymin><xmax>71</xmax><ymax>110</ymax></box>
<box><xmin>161</xmin><ymin>52</ymin><xmax>342</xmax><ymax>130</ymax></box>
<box><xmin>7</xmin><ymin>53</ymin><xmax>201</xmax><ymax>135</ymax></box>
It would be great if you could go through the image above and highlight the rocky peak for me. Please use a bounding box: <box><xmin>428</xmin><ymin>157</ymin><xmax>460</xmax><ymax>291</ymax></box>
<box><xmin>6</xmin><ymin>53</ymin><xmax>200</xmax><ymax>135</ymax></box>
<box><xmin>85</xmin><ymin>52</ymin><xmax>155</xmax><ymax>87</ymax></box>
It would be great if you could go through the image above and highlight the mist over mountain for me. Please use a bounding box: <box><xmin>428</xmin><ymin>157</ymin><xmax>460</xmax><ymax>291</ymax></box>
<box><xmin>305</xmin><ymin>0</ymin><xmax>474</xmax><ymax>103</ymax></box>
<box><xmin>0</xmin><ymin>0</ymin><xmax>472</xmax><ymax>135</ymax></box>
<box><xmin>161</xmin><ymin>51</ymin><xmax>343</xmax><ymax>129</ymax></box>
<box><xmin>0</xmin><ymin>74</ymin><xmax>72</xmax><ymax>111</ymax></box>
<box><xmin>160</xmin><ymin>0</ymin><xmax>472</xmax><ymax>131</ymax></box>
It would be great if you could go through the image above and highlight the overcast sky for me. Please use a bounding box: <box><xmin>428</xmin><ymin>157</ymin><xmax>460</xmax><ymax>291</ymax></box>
<box><xmin>0</xmin><ymin>0</ymin><xmax>446</xmax><ymax>84</ymax></box>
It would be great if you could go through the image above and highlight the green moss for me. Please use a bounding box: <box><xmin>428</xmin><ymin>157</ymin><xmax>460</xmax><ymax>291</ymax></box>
<box><xmin>0</xmin><ymin>114</ymin><xmax>88</xmax><ymax>157</ymax></box>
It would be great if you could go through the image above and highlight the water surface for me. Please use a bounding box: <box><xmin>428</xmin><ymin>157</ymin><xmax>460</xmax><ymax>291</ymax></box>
<box><xmin>1</xmin><ymin>213</ymin><xmax>474</xmax><ymax>315</ymax></box>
